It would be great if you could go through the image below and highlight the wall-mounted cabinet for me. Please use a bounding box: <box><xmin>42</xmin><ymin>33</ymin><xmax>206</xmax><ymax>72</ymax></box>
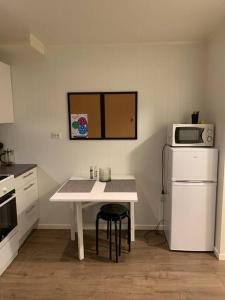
<box><xmin>0</xmin><ymin>61</ymin><xmax>14</xmax><ymax>123</ymax></box>
<box><xmin>68</xmin><ymin>92</ymin><xmax>137</xmax><ymax>140</ymax></box>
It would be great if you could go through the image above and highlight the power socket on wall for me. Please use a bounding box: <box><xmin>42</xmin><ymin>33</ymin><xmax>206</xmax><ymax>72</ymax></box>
<box><xmin>51</xmin><ymin>132</ymin><xmax>62</xmax><ymax>139</ymax></box>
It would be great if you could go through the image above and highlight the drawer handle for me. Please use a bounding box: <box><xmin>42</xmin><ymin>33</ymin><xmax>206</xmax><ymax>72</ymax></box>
<box><xmin>23</xmin><ymin>172</ymin><xmax>33</xmax><ymax>179</ymax></box>
<box><xmin>24</xmin><ymin>183</ymin><xmax>34</xmax><ymax>191</ymax></box>
<box><xmin>25</xmin><ymin>204</ymin><xmax>36</xmax><ymax>214</ymax></box>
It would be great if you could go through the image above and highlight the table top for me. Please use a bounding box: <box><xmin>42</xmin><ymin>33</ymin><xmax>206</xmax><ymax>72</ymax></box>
<box><xmin>50</xmin><ymin>175</ymin><xmax>138</xmax><ymax>203</ymax></box>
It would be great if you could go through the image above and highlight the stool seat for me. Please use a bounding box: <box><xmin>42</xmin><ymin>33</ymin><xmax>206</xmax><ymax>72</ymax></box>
<box><xmin>100</xmin><ymin>204</ymin><xmax>128</xmax><ymax>219</ymax></box>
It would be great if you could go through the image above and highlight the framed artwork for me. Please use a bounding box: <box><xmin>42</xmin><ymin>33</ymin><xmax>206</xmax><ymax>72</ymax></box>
<box><xmin>71</xmin><ymin>114</ymin><xmax>88</xmax><ymax>138</ymax></box>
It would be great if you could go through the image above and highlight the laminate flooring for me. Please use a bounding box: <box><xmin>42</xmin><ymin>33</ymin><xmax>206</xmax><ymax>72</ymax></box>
<box><xmin>1</xmin><ymin>229</ymin><xmax>225</xmax><ymax>300</ymax></box>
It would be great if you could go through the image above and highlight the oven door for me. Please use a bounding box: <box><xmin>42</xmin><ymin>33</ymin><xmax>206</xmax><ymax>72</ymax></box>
<box><xmin>0</xmin><ymin>190</ymin><xmax>17</xmax><ymax>243</ymax></box>
<box><xmin>175</xmin><ymin>127</ymin><xmax>205</xmax><ymax>146</ymax></box>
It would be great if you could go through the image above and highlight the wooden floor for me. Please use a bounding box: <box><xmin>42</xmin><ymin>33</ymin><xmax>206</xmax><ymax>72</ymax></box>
<box><xmin>1</xmin><ymin>230</ymin><xmax>225</xmax><ymax>300</ymax></box>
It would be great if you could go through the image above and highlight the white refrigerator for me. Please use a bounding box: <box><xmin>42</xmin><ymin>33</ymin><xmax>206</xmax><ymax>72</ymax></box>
<box><xmin>164</xmin><ymin>146</ymin><xmax>218</xmax><ymax>251</ymax></box>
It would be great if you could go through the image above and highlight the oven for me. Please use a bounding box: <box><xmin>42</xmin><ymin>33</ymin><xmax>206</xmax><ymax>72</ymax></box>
<box><xmin>0</xmin><ymin>189</ymin><xmax>17</xmax><ymax>243</ymax></box>
<box><xmin>0</xmin><ymin>175</ymin><xmax>17</xmax><ymax>244</ymax></box>
<box><xmin>0</xmin><ymin>174</ymin><xmax>19</xmax><ymax>276</ymax></box>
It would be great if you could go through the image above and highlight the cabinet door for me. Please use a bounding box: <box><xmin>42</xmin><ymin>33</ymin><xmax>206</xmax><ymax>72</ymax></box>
<box><xmin>16</xmin><ymin>179</ymin><xmax>38</xmax><ymax>216</ymax></box>
<box><xmin>0</xmin><ymin>61</ymin><xmax>14</xmax><ymax>123</ymax></box>
<box><xmin>68</xmin><ymin>94</ymin><xmax>101</xmax><ymax>138</ymax></box>
<box><xmin>104</xmin><ymin>93</ymin><xmax>137</xmax><ymax>138</ymax></box>
<box><xmin>18</xmin><ymin>201</ymin><xmax>39</xmax><ymax>242</ymax></box>
<box><xmin>15</xmin><ymin>168</ymin><xmax>37</xmax><ymax>190</ymax></box>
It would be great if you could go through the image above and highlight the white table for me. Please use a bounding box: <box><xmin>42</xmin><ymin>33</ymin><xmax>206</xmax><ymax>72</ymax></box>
<box><xmin>50</xmin><ymin>175</ymin><xmax>138</xmax><ymax>260</ymax></box>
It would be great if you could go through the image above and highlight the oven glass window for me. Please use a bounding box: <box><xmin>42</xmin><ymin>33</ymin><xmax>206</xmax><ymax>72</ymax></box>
<box><xmin>175</xmin><ymin>127</ymin><xmax>204</xmax><ymax>144</ymax></box>
<box><xmin>0</xmin><ymin>197</ymin><xmax>17</xmax><ymax>243</ymax></box>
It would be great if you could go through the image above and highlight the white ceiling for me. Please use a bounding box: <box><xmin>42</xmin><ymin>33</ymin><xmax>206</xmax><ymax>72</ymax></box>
<box><xmin>0</xmin><ymin>0</ymin><xmax>225</xmax><ymax>45</ymax></box>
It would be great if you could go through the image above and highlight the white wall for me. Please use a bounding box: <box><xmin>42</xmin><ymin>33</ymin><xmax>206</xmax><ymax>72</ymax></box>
<box><xmin>205</xmin><ymin>26</ymin><xmax>225</xmax><ymax>257</ymax></box>
<box><xmin>0</xmin><ymin>43</ymin><xmax>206</xmax><ymax>228</ymax></box>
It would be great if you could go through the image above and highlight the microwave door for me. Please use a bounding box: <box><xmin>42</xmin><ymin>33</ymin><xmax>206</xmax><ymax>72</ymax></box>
<box><xmin>175</xmin><ymin>127</ymin><xmax>204</xmax><ymax>145</ymax></box>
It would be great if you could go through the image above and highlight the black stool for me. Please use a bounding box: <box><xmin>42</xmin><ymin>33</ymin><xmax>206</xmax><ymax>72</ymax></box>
<box><xmin>96</xmin><ymin>203</ymin><xmax>131</xmax><ymax>263</ymax></box>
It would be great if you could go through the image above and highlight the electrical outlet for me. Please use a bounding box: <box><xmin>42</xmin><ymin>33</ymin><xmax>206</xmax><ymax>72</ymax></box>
<box><xmin>51</xmin><ymin>132</ymin><xmax>62</xmax><ymax>139</ymax></box>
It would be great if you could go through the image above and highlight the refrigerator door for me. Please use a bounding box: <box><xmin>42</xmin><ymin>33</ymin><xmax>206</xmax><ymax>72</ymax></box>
<box><xmin>167</xmin><ymin>146</ymin><xmax>218</xmax><ymax>182</ymax></box>
<box><xmin>166</xmin><ymin>181</ymin><xmax>217</xmax><ymax>251</ymax></box>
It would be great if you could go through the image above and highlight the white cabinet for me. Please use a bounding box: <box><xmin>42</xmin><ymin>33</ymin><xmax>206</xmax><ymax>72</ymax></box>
<box><xmin>15</xmin><ymin>168</ymin><xmax>37</xmax><ymax>191</ymax></box>
<box><xmin>0</xmin><ymin>61</ymin><xmax>14</xmax><ymax>123</ymax></box>
<box><xmin>0</xmin><ymin>233</ymin><xmax>19</xmax><ymax>276</ymax></box>
<box><xmin>15</xmin><ymin>168</ymin><xmax>39</xmax><ymax>245</ymax></box>
<box><xmin>17</xmin><ymin>202</ymin><xmax>39</xmax><ymax>241</ymax></box>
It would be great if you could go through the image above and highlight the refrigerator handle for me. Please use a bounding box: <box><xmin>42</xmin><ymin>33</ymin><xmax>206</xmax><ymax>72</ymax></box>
<box><xmin>173</xmin><ymin>181</ymin><xmax>216</xmax><ymax>186</ymax></box>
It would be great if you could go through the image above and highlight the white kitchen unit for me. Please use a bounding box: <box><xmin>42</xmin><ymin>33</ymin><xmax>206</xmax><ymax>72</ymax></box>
<box><xmin>15</xmin><ymin>167</ymin><xmax>39</xmax><ymax>246</ymax></box>
<box><xmin>0</xmin><ymin>231</ymin><xmax>18</xmax><ymax>276</ymax></box>
<box><xmin>164</xmin><ymin>146</ymin><xmax>218</xmax><ymax>251</ymax></box>
<box><xmin>0</xmin><ymin>61</ymin><xmax>14</xmax><ymax>123</ymax></box>
<box><xmin>0</xmin><ymin>175</ymin><xmax>19</xmax><ymax>276</ymax></box>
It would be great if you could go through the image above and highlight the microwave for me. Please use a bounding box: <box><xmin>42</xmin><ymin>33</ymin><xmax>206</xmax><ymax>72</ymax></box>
<box><xmin>167</xmin><ymin>124</ymin><xmax>214</xmax><ymax>147</ymax></box>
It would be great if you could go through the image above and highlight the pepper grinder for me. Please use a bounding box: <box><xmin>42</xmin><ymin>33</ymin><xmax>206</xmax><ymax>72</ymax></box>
<box><xmin>89</xmin><ymin>166</ymin><xmax>94</xmax><ymax>180</ymax></box>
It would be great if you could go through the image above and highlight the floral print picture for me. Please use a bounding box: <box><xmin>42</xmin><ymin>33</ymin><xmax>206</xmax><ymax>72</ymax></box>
<box><xmin>71</xmin><ymin>114</ymin><xmax>88</xmax><ymax>138</ymax></box>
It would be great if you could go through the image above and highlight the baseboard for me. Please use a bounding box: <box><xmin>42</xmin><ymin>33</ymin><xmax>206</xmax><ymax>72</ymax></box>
<box><xmin>136</xmin><ymin>224</ymin><xmax>164</xmax><ymax>230</ymax></box>
<box><xmin>214</xmin><ymin>247</ymin><xmax>225</xmax><ymax>260</ymax></box>
<box><xmin>19</xmin><ymin>223</ymin><xmax>39</xmax><ymax>247</ymax></box>
<box><xmin>37</xmin><ymin>224</ymin><xmax>71</xmax><ymax>230</ymax></box>
<box><xmin>37</xmin><ymin>223</ymin><xmax>164</xmax><ymax>230</ymax></box>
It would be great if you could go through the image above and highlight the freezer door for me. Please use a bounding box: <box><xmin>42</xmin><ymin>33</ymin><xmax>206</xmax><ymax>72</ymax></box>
<box><xmin>168</xmin><ymin>147</ymin><xmax>218</xmax><ymax>182</ymax></box>
<box><xmin>169</xmin><ymin>182</ymin><xmax>216</xmax><ymax>251</ymax></box>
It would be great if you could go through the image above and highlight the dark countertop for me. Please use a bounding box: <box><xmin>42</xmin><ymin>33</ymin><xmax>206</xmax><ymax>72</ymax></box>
<box><xmin>0</xmin><ymin>164</ymin><xmax>37</xmax><ymax>177</ymax></box>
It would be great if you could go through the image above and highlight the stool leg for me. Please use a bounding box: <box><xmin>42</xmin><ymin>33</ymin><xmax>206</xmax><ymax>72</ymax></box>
<box><xmin>107</xmin><ymin>220</ymin><xmax>109</xmax><ymax>240</ymax></box>
<box><xmin>115</xmin><ymin>220</ymin><xmax>118</xmax><ymax>263</ymax></box>
<box><xmin>119</xmin><ymin>218</ymin><xmax>122</xmax><ymax>256</ymax></box>
<box><xmin>109</xmin><ymin>220</ymin><xmax>112</xmax><ymax>260</ymax></box>
<box><xmin>127</xmin><ymin>214</ymin><xmax>131</xmax><ymax>252</ymax></box>
<box><xmin>96</xmin><ymin>214</ymin><xmax>99</xmax><ymax>255</ymax></box>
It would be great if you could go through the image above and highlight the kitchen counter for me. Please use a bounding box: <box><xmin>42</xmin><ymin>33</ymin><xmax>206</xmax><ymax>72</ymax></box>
<box><xmin>0</xmin><ymin>164</ymin><xmax>37</xmax><ymax>177</ymax></box>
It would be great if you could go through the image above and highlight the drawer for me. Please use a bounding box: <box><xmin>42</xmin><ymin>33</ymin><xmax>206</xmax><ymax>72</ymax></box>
<box><xmin>0</xmin><ymin>232</ymin><xmax>19</xmax><ymax>276</ymax></box>
<box><xmin>18</xmin><ymin>201</ymin><xmax>39</xmax><ymax>240</ymax></box>
<box><xmin>15</xmin><ymin>168</ymin><xmax>37</xmax><ymax>190</ymax></box>
<box><xmin>16</xmin><ymin>179</ymin><xmax>38</xmax><ymax>215</ymax></box>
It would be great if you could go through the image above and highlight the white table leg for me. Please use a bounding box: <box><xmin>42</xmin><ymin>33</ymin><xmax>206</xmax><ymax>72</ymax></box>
<box><xmin>130</xmin><ymin>202</ymin><xmax>135</xmax><ymax>241</ymax></box>
<box><xmin>70</xmin><ymin>203</ymin><xmax>76</xmax><ymax>241</ymax></box>
<box><xmin>76</xmin><ymin>202</ymin><xmax>84</xmax><ymax>260</ymax></box>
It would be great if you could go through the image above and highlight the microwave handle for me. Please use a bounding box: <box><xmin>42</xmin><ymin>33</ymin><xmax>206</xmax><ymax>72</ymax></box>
<box><xmin>200</xmin><ymin>128</ymin><xmax>205</xmax><ymax>142</ymax></box>
<box><xmin>201</xmin><ymin>127</ymin><xmax>212</xmax><ymax>144</ymax></box>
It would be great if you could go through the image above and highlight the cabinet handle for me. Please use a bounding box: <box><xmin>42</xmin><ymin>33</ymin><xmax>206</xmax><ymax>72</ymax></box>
<box><xmin>23</xmin><ymin>172</ymin><xmax>33</xmax><ymax>179</ymax></box>
<box><xmin>25</xmin><ymin>204</ymin><xmax>36</xmax><ymax>214</ymax></box>
<box><xmin>24</xmin><ymin>183</ymin><xmax>34</xmax><ymax>191</ymax></box>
